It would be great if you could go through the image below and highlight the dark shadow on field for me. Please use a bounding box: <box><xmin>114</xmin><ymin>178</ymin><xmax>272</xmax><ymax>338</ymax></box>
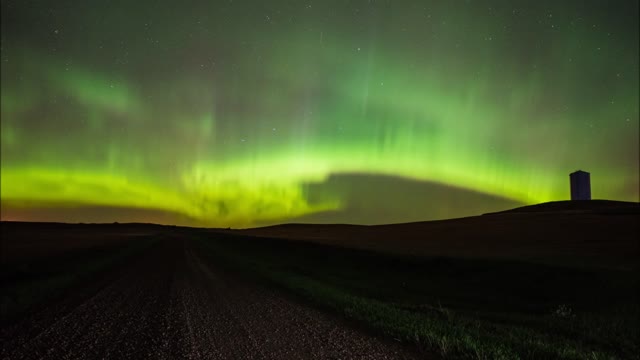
<box><xmin>0</xmin><ymin>222</ymin><xmax>162</xmax><ymax>324</ymax></box>
<box><xmin>195</xmin><ymin>230</ymin><xmax>639</xmax><ymax>358</ymax></box>
<box><xmin>199</xmin><ymin>232</ymin><xmax>637</xmax><ymax>315</ymax></box>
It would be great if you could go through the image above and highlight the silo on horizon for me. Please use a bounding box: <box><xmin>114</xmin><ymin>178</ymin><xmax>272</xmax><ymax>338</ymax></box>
<box><xmin>570</xmin><ymin>170</ymin><xmax>591</xmax><ymax>200</ymax></box>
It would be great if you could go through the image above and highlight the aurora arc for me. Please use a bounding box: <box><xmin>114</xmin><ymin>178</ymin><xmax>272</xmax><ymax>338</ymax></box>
<box><xmin>1</xmin><ymin>1</ymin><xmax>638</xmax><ymax>227</ymax></box>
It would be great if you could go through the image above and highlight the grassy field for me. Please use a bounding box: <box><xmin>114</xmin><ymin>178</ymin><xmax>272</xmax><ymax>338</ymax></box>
<box><xmin>236</xmin><ymin>200</ymin><xmax>639</xmax><ymax>271</ymax></box>
<box><xmin>195</xmin><ymin>232</ymin><xmax>639</xmax><ymax>360</ymax></box>
<box><xmin>0</xmin><ymin>226</ymin><xmax>158</xmax><ymax>324</ymax></box>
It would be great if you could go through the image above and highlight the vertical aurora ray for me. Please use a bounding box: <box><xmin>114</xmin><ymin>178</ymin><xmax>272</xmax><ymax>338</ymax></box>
<box><xmin>1</xmin><ymin>1</ymin><xmax>638</xmax><ymax>227</ymax></box>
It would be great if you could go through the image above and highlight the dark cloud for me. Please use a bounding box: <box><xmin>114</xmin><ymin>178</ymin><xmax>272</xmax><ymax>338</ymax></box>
<box><xmin>290</xmin><ymin>173</ymin><xmax>523</xmax><ymax>225</ymax></box>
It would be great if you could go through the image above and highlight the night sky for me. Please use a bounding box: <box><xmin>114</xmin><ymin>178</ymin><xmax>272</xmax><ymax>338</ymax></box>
<box><xmin>1</xmin><ymin>1</ymin><xmax>638</xmax><ymax>227</ymax></box>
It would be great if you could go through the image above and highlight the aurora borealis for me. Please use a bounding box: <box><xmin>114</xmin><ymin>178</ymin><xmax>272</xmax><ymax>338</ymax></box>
<box><xmin>1</xmin><ymin>1</ymin><xmax>638</xmax><ymax>227</ymax></box>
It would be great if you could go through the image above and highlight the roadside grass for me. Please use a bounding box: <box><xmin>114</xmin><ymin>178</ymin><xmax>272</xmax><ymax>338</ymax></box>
<box><xmin>0</xmin><ymin>236</ymin><xmax>157</xmax><ymax>323</ymax></box>
<box><xmin>194</xmin><ymin>233</ymin><xmax>639</xmax><ymax>360</ymax></box>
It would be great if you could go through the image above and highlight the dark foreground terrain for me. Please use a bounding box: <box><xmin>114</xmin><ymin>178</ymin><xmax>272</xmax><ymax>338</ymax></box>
<box><xmin>1</xmin><ymin>201</ymin><xmax>638</xmax><ymax>359</ymax></box>
<box><xmin>1</xmin><ymin>233</ymin><xmax>419</xmax><ymax>359</ymax></box>
<box><xmin>238</xmin><ymin>200</ymin><xmax>639</xmax><ymax>270</ymax></box>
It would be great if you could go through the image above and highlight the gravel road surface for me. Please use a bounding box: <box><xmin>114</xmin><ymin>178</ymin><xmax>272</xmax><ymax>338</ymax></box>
<box><xmin>1</xmin><ymin>239</ymin><xmax>421</xmax><ymax>359</ymax></box>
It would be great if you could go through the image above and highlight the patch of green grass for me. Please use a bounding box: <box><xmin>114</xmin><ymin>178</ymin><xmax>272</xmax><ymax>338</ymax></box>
<box><xmin>194</xmin><ymin>233</ymin><xmax>639</xmax><ymax>360</ymax></box>
<box><xmin>0</xmin><ymin>237</ymin><xmax>157</xmax><ymax>323</ymax></box>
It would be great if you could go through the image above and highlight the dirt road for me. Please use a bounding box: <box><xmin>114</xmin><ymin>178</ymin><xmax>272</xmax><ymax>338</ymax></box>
<box><xmin>1</xmin><ymin>239</ymin><xmax>419</xmax><ymax>359</ymax></box>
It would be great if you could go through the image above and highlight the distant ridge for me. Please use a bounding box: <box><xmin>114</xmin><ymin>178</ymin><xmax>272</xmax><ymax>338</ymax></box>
<box><xmin>236</xmin><ymin>199</ymin><xmax>639</xmax><ymax>270</ymax></box>
<box><xmin>484</xmin><ymin>200</ymin><xmax>640</xmax><ymax>215</ymax></box>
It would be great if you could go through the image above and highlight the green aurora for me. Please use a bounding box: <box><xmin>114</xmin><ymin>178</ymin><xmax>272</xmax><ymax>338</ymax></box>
<box><xmin>1</xmin><ymin>1</ymin><xmax>638</xmax><ymax>227</ymax></box>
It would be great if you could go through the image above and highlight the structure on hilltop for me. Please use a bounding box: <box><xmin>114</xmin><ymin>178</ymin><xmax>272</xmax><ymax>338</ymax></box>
<box><xmin>570</xmin><ymin>170</ymin><xmax>591</xmax><ymax>200</ymax></box>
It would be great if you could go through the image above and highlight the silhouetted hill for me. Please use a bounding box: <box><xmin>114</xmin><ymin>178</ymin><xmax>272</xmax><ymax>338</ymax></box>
<box><xmin>484</xmin><ymin>200</ymin><xmax>640</xmax><ymax>215</ymax></box>
<box><xmin>237</xmin><ymin>201</ymin><xmax>640</xmax><ymax>270</ymax></box>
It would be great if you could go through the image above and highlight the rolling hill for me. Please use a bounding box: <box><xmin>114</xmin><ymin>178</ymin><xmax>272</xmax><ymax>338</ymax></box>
<box><xmin>234</xmin><ymin>200</ymin><xmax>640</xmax><ymax>270</ymax></box>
